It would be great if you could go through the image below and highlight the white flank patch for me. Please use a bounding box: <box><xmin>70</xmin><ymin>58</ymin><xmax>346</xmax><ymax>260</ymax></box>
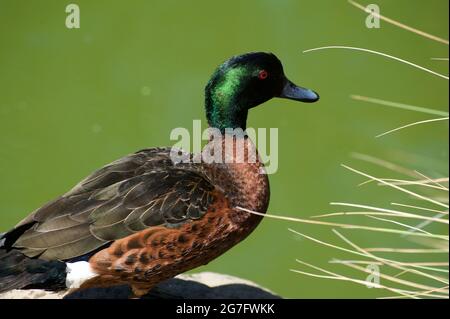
<box><xmin>65</xmin><ymin>261</ymin><xmax>97</xmax><ymax>288</ymax></box>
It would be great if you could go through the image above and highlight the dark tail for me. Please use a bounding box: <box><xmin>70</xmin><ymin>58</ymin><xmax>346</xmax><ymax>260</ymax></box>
<box><xmin>0</xmin><ymin>248</ymin><xmax>67</xmax><ymax>293</ymax></box>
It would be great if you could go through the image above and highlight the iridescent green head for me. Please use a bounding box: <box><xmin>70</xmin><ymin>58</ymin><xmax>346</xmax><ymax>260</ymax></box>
<box><xmin>205</xmin><ymin>52</ymin><xmax>319</xmax><ymax>132</ymax></box>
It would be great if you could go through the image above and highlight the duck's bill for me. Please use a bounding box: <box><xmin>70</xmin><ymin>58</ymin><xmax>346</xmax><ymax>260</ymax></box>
<box><xmin>278</xmin><ymin>79</ymin><xmax>319</xmax><ymax>103</ymax></box>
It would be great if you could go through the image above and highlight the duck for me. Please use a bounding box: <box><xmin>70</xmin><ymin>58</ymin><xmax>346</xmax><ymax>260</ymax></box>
<box><xmin>0</xmin><ymin>52</ymin><xmax>319</xmax><ymax>297</ymax></box>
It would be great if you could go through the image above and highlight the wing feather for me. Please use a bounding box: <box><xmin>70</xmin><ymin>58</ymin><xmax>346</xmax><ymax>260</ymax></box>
<box><xmin>3</xmin><ymin>148</ymin><xmax>218</xmax><ymax>261</ymax></box>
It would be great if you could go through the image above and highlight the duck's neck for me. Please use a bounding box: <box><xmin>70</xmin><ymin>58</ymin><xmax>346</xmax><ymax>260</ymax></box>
<box><xmin>200</xmin><ymin>133</ymin><xmax>270</xmax><ymax>216</ymax></box>
<box><xmin>204</xmin><ymin>66</ymin><xmax>250</xmax><ymax>132</ymax></box>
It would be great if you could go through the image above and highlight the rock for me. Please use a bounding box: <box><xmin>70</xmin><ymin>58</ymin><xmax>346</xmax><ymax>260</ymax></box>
<box><xmin>0</xmin><ymin>272</ymin><xmax>280</xmax><ymax>299</ymax></box>
<box><xmin>0</xmin><ymin>289</ymin><xmax>66</xmax><ymax>299</ymax></box>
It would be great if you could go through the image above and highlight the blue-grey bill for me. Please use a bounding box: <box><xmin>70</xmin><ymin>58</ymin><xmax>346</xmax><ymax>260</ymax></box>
<box><xmin>278</xmin><ymin>79</ymin><xmax>319</xmax><ymax>103</ymax></box>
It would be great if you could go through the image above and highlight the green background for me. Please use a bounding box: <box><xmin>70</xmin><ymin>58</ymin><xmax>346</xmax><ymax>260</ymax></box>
<box><xmin>0</xmin><ymin>0</ymin><xmax>448</xmax><ymax>298</ymax></box>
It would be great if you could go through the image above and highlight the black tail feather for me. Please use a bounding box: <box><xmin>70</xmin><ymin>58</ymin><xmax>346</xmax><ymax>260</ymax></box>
<box><xmin>0</xmin><ymin>249</ymin><xmax>67</xmax><ymax>293</ymax></box>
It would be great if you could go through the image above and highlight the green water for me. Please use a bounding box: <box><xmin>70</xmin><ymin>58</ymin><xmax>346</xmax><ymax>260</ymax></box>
<box><xmin>0</xmin><ymin>0</ymin><xmax>448</xmax><ymax>298</ymax></box>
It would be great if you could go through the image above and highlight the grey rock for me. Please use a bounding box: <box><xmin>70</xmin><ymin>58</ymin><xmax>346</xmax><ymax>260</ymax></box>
<box><xmin>0</xmin><ymin>272</ymin><xmax>281</xmax><ymax>299</ymax></box>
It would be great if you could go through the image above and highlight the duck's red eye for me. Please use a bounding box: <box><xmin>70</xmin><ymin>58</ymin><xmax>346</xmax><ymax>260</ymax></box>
<box><xmin>258</xmin><ymin>70</ymin><xmax>268</xmax><ymax>80</ymax></box>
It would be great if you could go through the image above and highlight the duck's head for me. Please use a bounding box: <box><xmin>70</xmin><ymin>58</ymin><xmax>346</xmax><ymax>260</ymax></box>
<box><xmin>205</xmin><ymin>52</ymin><xmax>319</xmax><ymax>132</ymax></box>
